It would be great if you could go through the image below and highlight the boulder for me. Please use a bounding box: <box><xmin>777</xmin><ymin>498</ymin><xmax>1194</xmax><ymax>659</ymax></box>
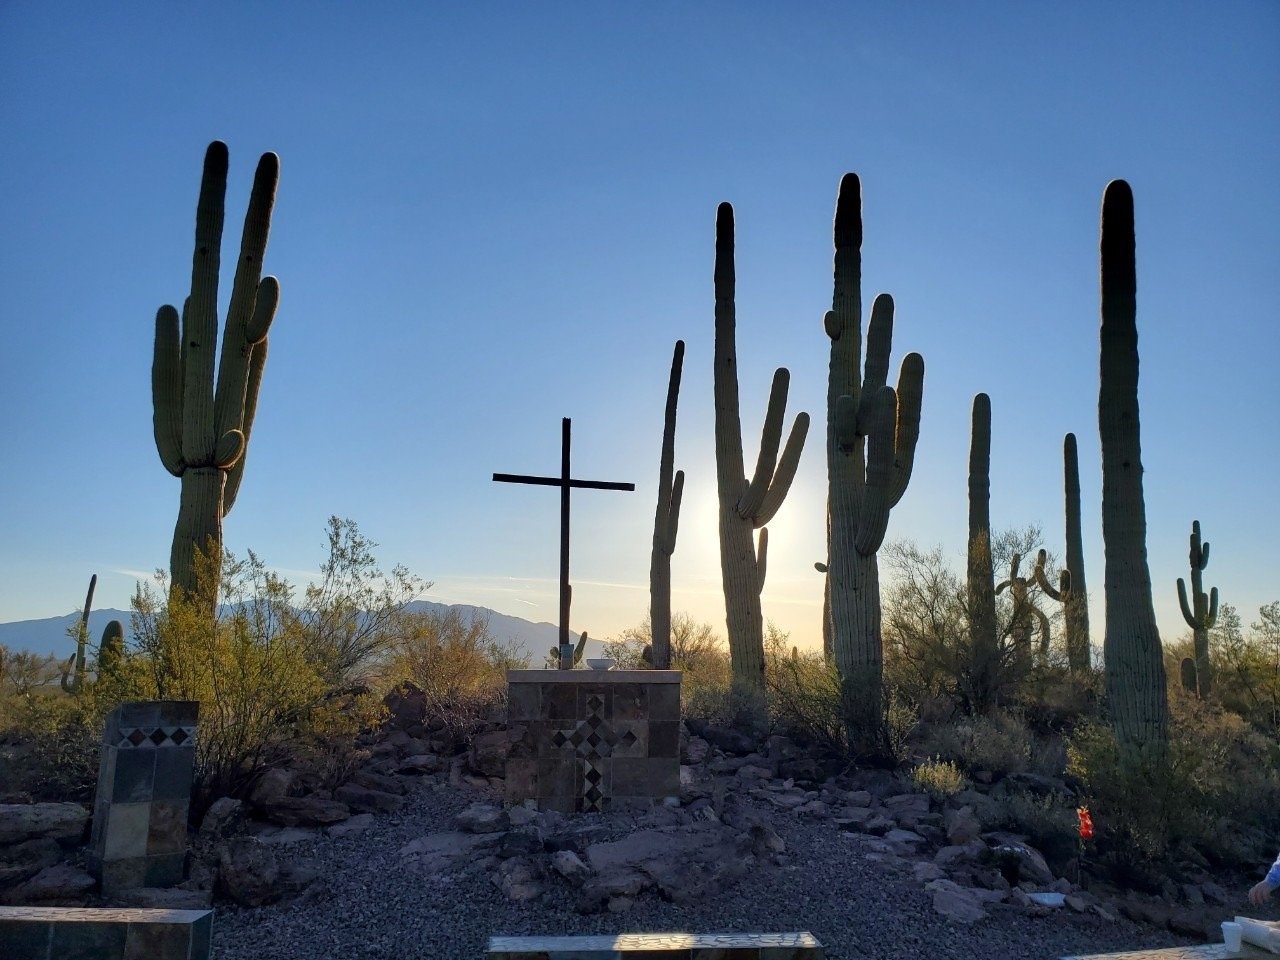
<box><xmin>216</xmin><ymin>837</ymin><xmax>281</xmax><ymax>907</ymax></box>
<box><xmin>456</xmin><ymin>803</ymin><xmax>509</xmax><ymax>834</ymax></box>
<box><xmin>198</xmin><ymin>797</ymin><xmax>246</xmax><ymax>841</ymax></box>
<box><xmin>326</xmin><ymin>813</ymin><xmax>376</xmax><ymax>838</ymax></box>
<box><xmin>263</xmin><ymin>796</ymin><xmax>351</xmax><ymax>827</ymax></box>
<box><xmin>0</xmin><ymin>803</ymin><xmax>89</xmax><ymax>846</ymax></box>
<box><xmin>682</xmin><ymin>736</ymin><xmax>710</xmax><ymax>765</ymax></box>
<box><xmin>350</xmin><ymin>770</ymin><xmax>409</xmax><ymax>795</ymax></box>
<box><xmin>944</xmin><ymin>805</ymin><xmax>983</xmax><ymax>845</ymax></box>
<box><xmin>494</xmin><ymin>856</ymin><xmax>543</xmax><ymax>901</ymax></box>
<box><xmin>988</xmin><ymin>834</ymin><xmax>1056</xmax><ymax>886</ymax></box>
<box><xmin>467</xmin><ymin>730</ymin><xmax>509</xmax><ymax>778</ymax></box>
<box><xmin>683</xmin><ymin>719</ymin><xmax>756</xmax><ymax>756</ymax></box>
<box><xmin>498</xmin><ymin>830</ymin><xmax>543</xmax><ymax>858</ymax></box>
<box><xmin>550</xmin><ymin>850</ymin><xmax>592</xmax><ymax>887</ymax></box>
<box><xmin>248</xmin><ymin>769</ymin><xmax>296</xmax><ymax>809</ymax></box>
<box><xmin>383</xmin><ymin>681</ymin><xmax>427</xmax><ymax>730</ymax></box>
<box><xmin>0</xmin><ymin>837</ymin><xmax>61</xmax><ymax>887</ymax></box>
<box><xmin>5</xmin><ymin>863</ymin><xmax>96</xmax><ymax>904</ymax></box>
<box><xmin>926</xmin><ymin>878</ymin><xmax>988</xmax><ymax>923</ymax></box>
<box><xmin>399</xmin><ymin>831</ymin><xmax>499</xmax><ymax>875</ymax></box>
<box><xmin>333</xmin><ymin>784</ymin><xmax>404</xmax><ymax>815</ymax></box>
<box><xmin>397</xmin><ymin>753</ymin><xmax>445</xmax><ymax>775</ymax></box>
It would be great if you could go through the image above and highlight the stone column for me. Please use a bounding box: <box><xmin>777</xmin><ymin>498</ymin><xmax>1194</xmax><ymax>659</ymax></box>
<box><xmin>87</xmin><ymin>701</ymin><xmax>199</xmax><ymax>894</ymax></box>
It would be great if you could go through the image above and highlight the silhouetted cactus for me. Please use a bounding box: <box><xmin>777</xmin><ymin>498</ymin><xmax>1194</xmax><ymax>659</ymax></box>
<box><xmin>153</xmin><ymin>141</ymin><xmax>280</xmax><ymax>604</ymax></box>
<box><xmin>649</xmin><ymin>341</ymin><xmax>685</xmax><ymax>670</ymax></box>
<box><xmin>1033</xmin><ymin>434</ymin><xmax>1091</xmax><ymax>672</ymax></box>
<box><xmin>966</xmin><ymin>395</ymin><xmax>999</xmax><ymax>712</ymax></box>
<box><xmin>61</xmin><ymin>574</ymin><xmax>96</xmax><ymax>694</ymax></box>
<box><xmin>997</xmin><ymin>553</ymin><xmax>1049</xmax><ymax>668</ymax></box>
<box><xmin>1176</xmin><ymin>520</ymin><xmax>1218</xmax><ymax>699</ymax></box>
<box><xmin>96</xmin><ymin>620</ymin><xmax>125</xmax><ymax>681</ymax></box>
<box><xmin>1098</xmin><ymin>180</ymin><xmax>1167</xmax><ymax>754</ymax></box>
<box><xmin>713</xmin><ymin>203</ymin><xmax>809</xmax><ymax>701</ymax></box>
<box><xmin>824</xmin><ymin>174</ymin><xmax>924</xmax><ymax>757</ymax></box>
<box><xmin>548</xmin><ymin>631</ymin><xmax>588</xmax><ymax>669</ymax></box>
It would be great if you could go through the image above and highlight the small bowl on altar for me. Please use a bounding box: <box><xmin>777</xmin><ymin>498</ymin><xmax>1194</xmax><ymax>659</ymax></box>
<box><xmin>586</xmin><ymin>658</ymin><xmax>616</xmax><ymax>671</ymax></box>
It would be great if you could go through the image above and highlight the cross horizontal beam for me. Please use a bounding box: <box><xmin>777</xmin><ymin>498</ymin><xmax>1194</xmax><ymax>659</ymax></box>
<box><xmin>492</xmin><ymin>473</ymin><xmax>635</xmax><ymax>492</ymax></box>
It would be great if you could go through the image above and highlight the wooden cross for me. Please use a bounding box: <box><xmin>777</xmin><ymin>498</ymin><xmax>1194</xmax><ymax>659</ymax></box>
<box><xmin>493</xmin><ymin>418</ymin><xmax>634</xmax><ymax>668</ymax></box>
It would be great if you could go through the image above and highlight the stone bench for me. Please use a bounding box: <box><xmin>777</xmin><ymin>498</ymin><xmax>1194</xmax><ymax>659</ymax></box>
<box><xmin>0</xmin><ymin>905</ymin><xmax>212</xmax><ymax>960</ymax></box>
<box><xmin>488</xmin><ymin>931</ymin><xmax>823</xmax><ymax>959</ymax></box>
<box><xmin>1062</xmin><ymin>944</ymin><xmax>1271</xmax><ymax>959</ymax></box>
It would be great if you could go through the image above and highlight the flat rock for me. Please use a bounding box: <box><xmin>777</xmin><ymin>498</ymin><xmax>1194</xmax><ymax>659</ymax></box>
<box><xmin>0</xmin><ymin>803</ymin><xmax>89</xmax><ymax>846</ymax></box>
<box><xmin>397</xmin><ymin>753</ymin><xmax>445</xmax><ymax>775</ymax></box>
<box><xmin>199</xmin><ymin>797</ymin><xmax>246</xmax><ymax>840</ymax></box>
<box><xmin>5</xmin><ymin>863</ymin><xmax>95</xmax><ymax>904</ymax></box>
<box><xmin>327</xmin><ymin>813</ymin><xmax>376</xmax><ymax>838</ymax></box>
<box><xmin>263</xmin><ymin>796</ymin><xmax>351</xmax><ymax>827</ymax></box>
<box><xmin>248</xmin><ymin>768</ymin><xmax>296</xmax><ymax>809</ymax></box>
<box><xmin>550</xmin><ymin>850</ymin><xmax>592</xmax><ymax>887</ymax></box>
<box><xmin>334</xmin><ymin>783</ymin><xmax>404</xmax><ymax>815</ymax></box>
<box><xmin>217</xmin><ymin>837</ymin><xmax>281</xmax><ymax>907</ymax></box>
<box><xmin>0</xmin><ymin>837</ymin><xmax>61</xmax><ymax>887</ymax></box>
<box><xmin>927</xmin><ymin>878</ymin><xmax>988</xmax><ymax>923</ymax></box>
<box><xmin>456</xmin><ymin>802</ymin><xmax>509</xmax><ymax>834</ymax></box>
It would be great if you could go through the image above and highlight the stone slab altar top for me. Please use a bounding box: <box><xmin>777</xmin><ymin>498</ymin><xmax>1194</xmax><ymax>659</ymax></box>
<box><xmin>506</xmin><ymin>669</ymin><xmax>681</xmax><ymax>813</ymax></box>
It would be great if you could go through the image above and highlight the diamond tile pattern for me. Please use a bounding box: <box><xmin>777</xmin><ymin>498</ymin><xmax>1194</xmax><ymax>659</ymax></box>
<box><xmin>506</xmin><ymin>674</ymin><xmax>681</xmax><ymax>813</ymax></box>
<box><xmin>116</xmin><ymin>726</ymin><xmax>198</xmax><ymax>750</ymax></box>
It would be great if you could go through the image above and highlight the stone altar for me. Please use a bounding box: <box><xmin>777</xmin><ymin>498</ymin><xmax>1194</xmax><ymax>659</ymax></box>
<box><xmin>505</xmin><ymin>669</ymin><xmax>681</xmax><ymax>813</ymax></box>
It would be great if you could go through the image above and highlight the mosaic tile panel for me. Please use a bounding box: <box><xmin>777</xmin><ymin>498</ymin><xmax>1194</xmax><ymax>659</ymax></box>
<box><xmin>89</xmin><ymin>701</ymin><xmax>199</xmax><ymax>895</ymax></box>
<box><xmin>488</xmin><ymin>931</ymin><xmax>823</xmax><ymax>959</ymax></box>
<box><xmin>506</xmin><ymin>671</ymin><xmax>681</xmax><ymax>812</ymax></box>
<box><xmin>0</xmin><ymin>906</ymin><xmax>212</xmax><ymax>960</ymax></box>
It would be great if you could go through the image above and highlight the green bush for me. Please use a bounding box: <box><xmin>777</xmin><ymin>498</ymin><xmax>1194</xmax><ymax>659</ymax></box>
<box><xmin>911</xmin><ymin>757</ymin><xmax>966</xmax><ymax>799</ymax></box>
<box><xmin>918</xmin><ymin>710</ymin><xmax>1033</xmax><ymax>777</ymax></box>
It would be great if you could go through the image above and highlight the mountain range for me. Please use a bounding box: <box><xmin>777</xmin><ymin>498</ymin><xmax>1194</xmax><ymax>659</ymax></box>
<box><xmin>0</xmin><ymin>600</ymin><xmax>608</xmax><ymax>663</ymax></box>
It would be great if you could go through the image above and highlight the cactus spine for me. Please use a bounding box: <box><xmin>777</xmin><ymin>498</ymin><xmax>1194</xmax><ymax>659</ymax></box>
<box><xmin>1176</xmin><ymin>520</ymin><xmax>1218</xmax><ymax>698</ymax></box>
<box><xmin>153</xmin><ymin>141</ymin><xmax>280</xmax><ymax>604</ymax></box>
<box><xmin>649</xmin><ymin>340</ymin><xmax>686</xmax><ymax>669</ymax></box>
<box><xmin>966</xmin><ymin>395</ymin><xmax>999</xmax><ymax>713</ymax></box>
<box><xmin>61</xmin><ymin>574</ymin><xmax>97</xmax><ymax>694</ymax></box>
<box><xmin>713</xmin><ymin>203</ymin><xmax>810</xmax><ymax>701</ymax></box>
<box><xmin>1032</xmin><ymin>434</ymin><xmax>1091</xmax><ymax>671</ymax></box>
<box><xmin>1098</xmin><ymin>180</ymin><xmax>1167</xmax><ymax>754</ymax></box>
<box><xmin>825</xmin><ymin>174</ymin><xmax>924</xmax><ymax>758</ymax></box>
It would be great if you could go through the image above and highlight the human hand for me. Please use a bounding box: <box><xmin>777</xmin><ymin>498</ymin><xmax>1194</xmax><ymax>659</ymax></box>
<box><xmin>1249</xmin><ymin>880</ymin><xmax>1274</xmax><ymax>905</ymax></box>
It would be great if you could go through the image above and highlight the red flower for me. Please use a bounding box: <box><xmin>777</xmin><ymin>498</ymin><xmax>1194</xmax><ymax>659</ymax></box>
<box><xmin>1077</xmin><ymin>806</ymin><xmax>1095</xmax><ymax>841</ymax></box>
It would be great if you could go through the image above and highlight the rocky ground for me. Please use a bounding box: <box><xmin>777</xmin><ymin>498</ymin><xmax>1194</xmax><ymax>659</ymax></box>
<box><xmin>3</xmin><ymin>707</ymin><xmax>1277</xmax><ymax>959</ymax></box>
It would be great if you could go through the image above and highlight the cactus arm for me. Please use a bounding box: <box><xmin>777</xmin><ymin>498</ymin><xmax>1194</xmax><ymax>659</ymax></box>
<box><xmin>887</xmin><ymin>352</ymin><xmax>924</xmax><ymax>508</ymax></box>
<box><xmin>996</xmin><ymin>579</ymin><xmax>1011</xmax><ymax>595</ymax></box>
<box><xmin>60</xmin><ymin>653</ymin><xmax>77</xmax><ymax>694</ymax></box>
<box><xmin>756</xmin><ymin>527</ymin><xmax>768</xmax><ymax>593</ymax></box>
<box><xmin>1177</xmin><ymin>577</ymin><xmax>1195</xmax><ymax>626</ymax></box>
<box><xmin>152</xmin><ymin>305</ymin><xmax>185</xmax><ymax>476</ymax></box>
<box><xmin>739</xmin><ymin>368</ymin><xmax>790</xmax><ymax>520</ymax></box>
<box><xmin>753</xmin><ymin>411</ymin><xmax>810</xmax><ymax>527</ymax></box>
<box><xmin>1207</xmin><ymin>586</ymin><xmax>1218</xmax><ymax>628</ymax></box>
<box><xmin>1034</xmin><ymin>549</ymin><xmax>1064</xmax><ymax>601</ymax></box>
<box><xmin>182</xmin><ymin>141</ymin><xmax>229</xmax><ymax>466</ymax></box>
<box><xmin>854</xmin><ymin>385</ymin><xmax>896</xmax><ymax>556</ymax></box>
<box><xmin>1034</xmin><ymin>605</ymin><xmax>1052</xmax><ymax>656</ymax></box>
<box><xmin>224</xmin><ymin>337</ymin><xmax>267</xmax><ymax>515</ymax></box>
<box><xmin>215</xmin><ymin>274</ymin><xmax>279</xmax><ymax>445</ymax></box>
<box><xmin>858</xmin><ymin>293</ymin><xmax>894</xmax><ymax>424</ymax></box>
<box><xmin>664</xmin><ymin>470</ymin><xmax>685</xmax><ymax>553</ymax></box>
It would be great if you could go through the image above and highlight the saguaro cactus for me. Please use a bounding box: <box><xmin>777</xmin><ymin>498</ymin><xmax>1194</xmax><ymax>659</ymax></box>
<box><xmin>153</xmin><ymin>141</ymin><xmax>280</xmax><ymax>604</ymax></box>
<box><xmin>966</xmin><ymin>395</ymin><xmax>999</xmax><ymax>713</ymax></box>
<box><xmin>96</xmin><ymin>620</ymin><xmax>125</xmax><ymax>682</ymax></box>
<box><xmin>649</xmin><ymin>341</ymin><xmax>686</xmax><ymax>669</ymax></box>
<box><xmin>1098</xmin><ymin>180</ymin><xmax>1167</xmax><ymax>755</ymax></box>
<box><xmin>1176</xmin><ymin>520</ymin><xmax>1218</xmax><ymax>699</ymax></box>
<box><xmin>714</xmin><ymin>203</ymin><xmax>810</xmax><ymax>701</ymax></box>
<box><xmin>1032</xmin><ymin>434</ymin><xmax>1091</xmax><ymax>671</ymax></box>
<box><xmin>997</xmin><ymin>553</ymin><xmax>1050</xmax><ymax>668</ymax></box>
<box><xmin>61</xmin><ymin>574</ymin><xmax>97</xmax><ymax>694</ymax></box>
<box><xmin>825</xmin><ymin>174</ymin><xmax>924</xmax><ymax>757</ymax></box>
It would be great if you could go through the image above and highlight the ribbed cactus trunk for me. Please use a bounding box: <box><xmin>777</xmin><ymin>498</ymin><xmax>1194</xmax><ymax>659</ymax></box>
<box><xmin>152</xmin><ymin>142</ymin><xmax>280</xmax><ymax>608</ymax></box>
<box><xmin>61</xmin><ymin>574</ymin><xmax>97</xmax><ymax>694</ymax></box>
<box><xmin>649</xmin><ymin>340</ymin><xmax>685</xmax><ymax>670</ymax></box>
<box><xmin>824</xmin><ymin>174</ymin><xmax>924</xmax><ymax>760</ymax></box>
<box><xmin>1098</xmin><ymin>180</ymin><xmax>1168</xmax><ymax>756</ymax></box>
<box><xmin>1177</xmin><ymin>520</ymin><xmax>1218</xmax><ymax>699</ymax></box>
<box><xmin>966</xmin><ymin>394</ymin><xmax>999</xmax><ymax>714</ymax></box>
<box><xmin>713</xmin><ymin>203</ymin><xmax>809</xmax><ymax>704</ymax></box>
<box><xmin>1062</xmin><ymin>434</ymin><xmax>1092</xmax><ymax>671</ymax></box>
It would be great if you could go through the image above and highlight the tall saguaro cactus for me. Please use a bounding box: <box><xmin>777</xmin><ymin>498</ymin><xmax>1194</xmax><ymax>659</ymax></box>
<box><xmin>61</xmin><ymin>574</ymin><xmax>97</xmax><ymax>694</ymax></box>
<box><xmin>153</xmin><ymin>141</ymin><xmax>280</xmax><ymax>604</ymax></box>
<box><xmin>825</xmin><ymin>174</ymin><xmax>924</xmax><ymax>757</ymax></box>
<box><xmin>1032</xmin><ymin>434</ymin><xmax>1091</xmax><ymax>671</ymax></box>
<box><xmin>650</xmin><ymin>340</ymin><xmax>686</xmax><ymax>669</ymax></box>
<box><xmin>966</xmin><ymin>395</ymin><xmax>999</xmax><ymax>713</ymax></box>
<box><xmin>1098</xmin><ymin>180</ymin><xmax>1167</xmax><ymax>755</ymax></box>
<box><xmin>714</xmin><ymin>203</ymin><xmax>810</xmax><ymax>701</ymax></box>
<box><xmin>1177</xmin><ymin>520</ymin><xmax>1218</xmax><ymax>699</ymax></box>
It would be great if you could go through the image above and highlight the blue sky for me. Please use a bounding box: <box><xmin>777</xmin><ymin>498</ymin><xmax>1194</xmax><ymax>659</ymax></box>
<box><xmin>1</xmin><ymin>2</ymin><xmax>1276</xmax><ymax>655</ymax></box>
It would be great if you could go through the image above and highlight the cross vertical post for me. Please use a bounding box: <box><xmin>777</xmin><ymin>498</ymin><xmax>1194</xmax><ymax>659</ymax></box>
<box><xmin>493</xmin><ymin>417</ymin><xmax>635</xmax><ymax>668</ymax></box>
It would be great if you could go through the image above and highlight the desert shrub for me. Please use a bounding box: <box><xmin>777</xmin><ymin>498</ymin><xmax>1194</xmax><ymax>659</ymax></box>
<box><xmin>997</xmin><ymin>789</ymin><xmax>1078</xmax><ymax>872</ymax></box>
<box><xmin>682</xmin><ymin>681</ymin><xmax>737</xmax><ymax>727</ymax></box>
<box><xmin>385</xmin><ymin>606</ymin><xmax>526</xmax><ymax>723</ymax></box>
<box><xmin>1067</xmin><ymin>694</ymin><xmax>1280</xmax><ymax>879</ymax></box>
<box><xmin>764</xmin><ymin>628</ymin><xmax>845</xmax><ymax>754</ymax></box>
<box><xmin>918</xmin><ymin>710</ymin><xmax>1032</xmax><ymax>777</ymax></box>
<box><xmin>911</xmin><ymin>757</ymin><xmax>966</xmax><ymax>799</ymax></box>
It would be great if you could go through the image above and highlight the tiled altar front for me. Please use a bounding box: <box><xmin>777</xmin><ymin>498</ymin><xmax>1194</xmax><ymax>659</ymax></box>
<box><xmin>505</xmin><ymin>669</ymin><xmax>681</xmax><ymax>813</ymax></box>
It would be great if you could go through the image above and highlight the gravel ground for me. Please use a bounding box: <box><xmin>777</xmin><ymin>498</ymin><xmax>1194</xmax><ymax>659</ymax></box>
<box><xmin>212</xmin><ymin>779</ymin><xmax>1207</xmax><ymax>960</ymax></box>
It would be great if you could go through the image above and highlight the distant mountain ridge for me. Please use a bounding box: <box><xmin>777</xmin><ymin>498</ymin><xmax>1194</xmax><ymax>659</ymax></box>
<box><xmin>0</xmin><ymin>601</ymin><xmax>606</xmax><ymax>663</ymax></box>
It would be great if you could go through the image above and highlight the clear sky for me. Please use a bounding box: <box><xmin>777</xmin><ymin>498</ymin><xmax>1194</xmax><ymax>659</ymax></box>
<box><xmin>1</xmin><ymin>2</ymin><xmax>1276</xmax><ymax>655</ymax></box>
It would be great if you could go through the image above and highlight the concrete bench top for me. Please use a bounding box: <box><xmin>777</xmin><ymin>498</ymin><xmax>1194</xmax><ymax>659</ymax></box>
<box><xmin>1062</xmin><ymin>944</ymin><xmax>1272</xmax><ymax>959</ymax></box>
<box><xmin>507</xmin><ymin>670</ymin><xmax>683</xmax><ymax>684</ymax></box>
<box><xmin>0</xmin><ymin>905</ymin><xmax>212</xmax><ymax>960</ymax></box>
<box><xmin>489</xmin><ymin>931</ymin><xmax>822</xmax><ymax>959</ymax></box>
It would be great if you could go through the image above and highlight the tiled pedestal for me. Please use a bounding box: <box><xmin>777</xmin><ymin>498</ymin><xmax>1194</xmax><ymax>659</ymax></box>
<box><xmin>506</xmin><ymin>669</ymin><xmax>681</xmax><ymax>813</ymax></box>
<box><xmin>0</xmin><ymin>906</ymin><xmax>212</xmax><ymax>960</ymax></box>
<box><xmin>87</xmin><ymin>701</ymin><xmax>199</xmax><ymax>894</ymax></box>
